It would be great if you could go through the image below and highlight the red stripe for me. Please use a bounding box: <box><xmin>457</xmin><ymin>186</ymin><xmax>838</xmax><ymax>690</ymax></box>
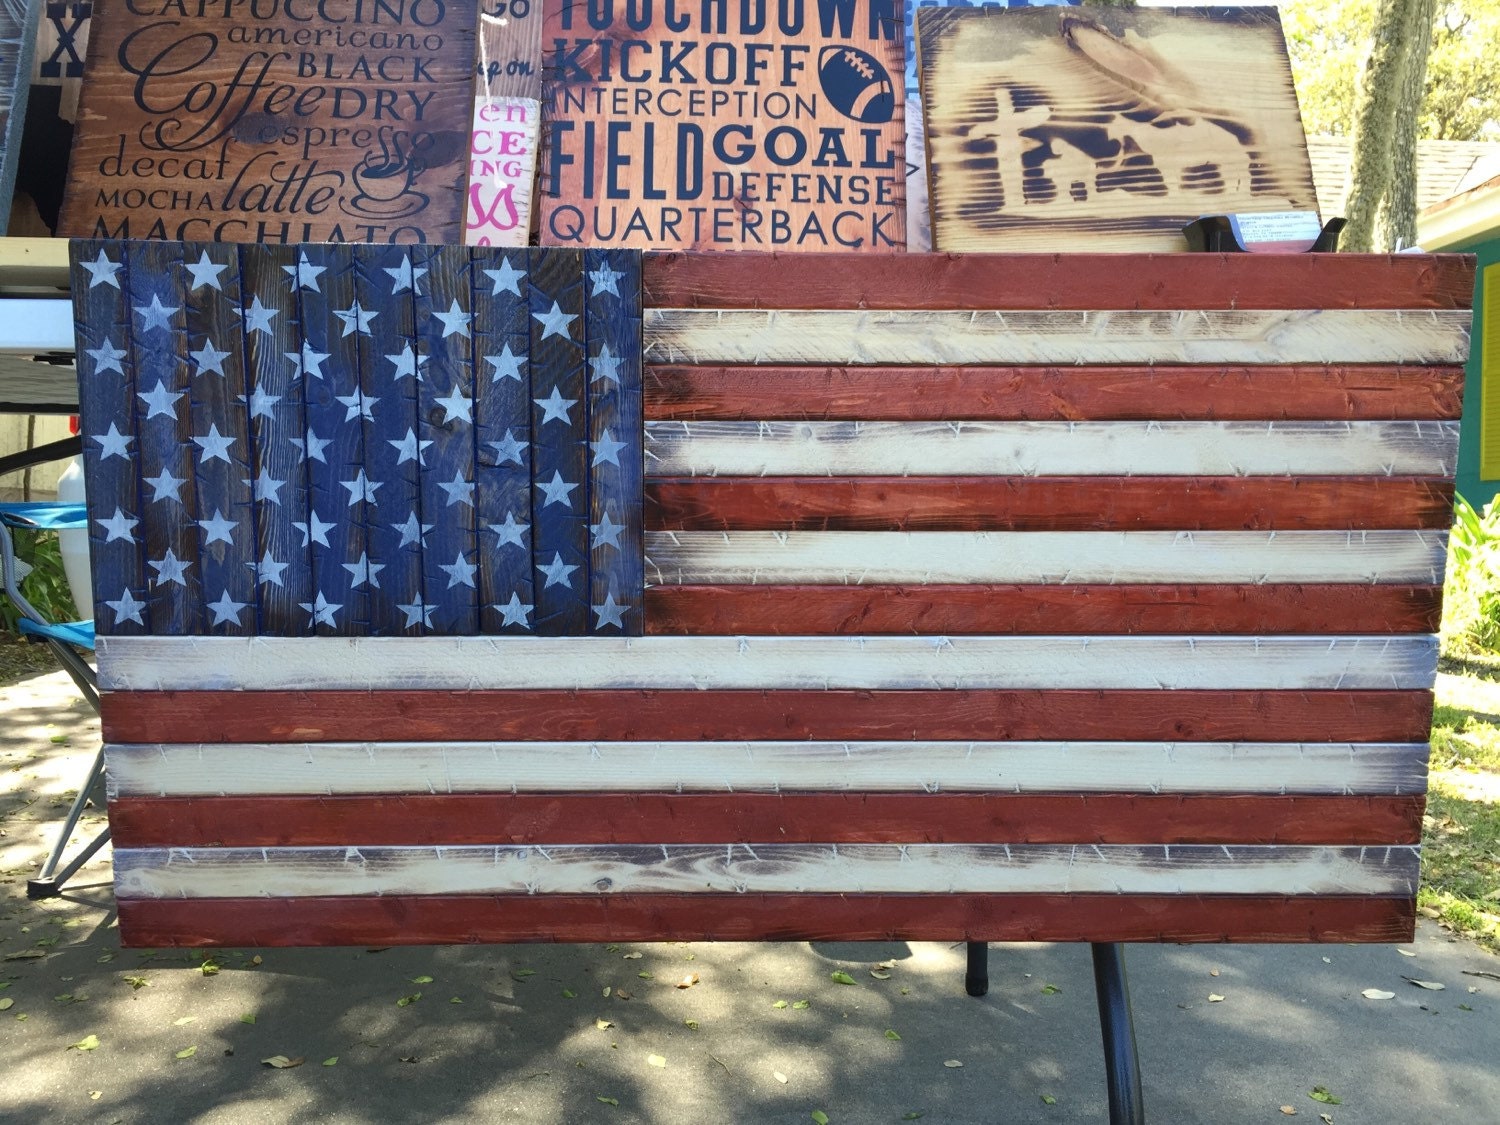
<box><xmin>100</xmin><ymin>689</ymin><xmax>1433</xmax><ymax>744</ymax></box>
<box><xmin>640</xmin><ymin>251</ymin><xmax>1475</xmax><ymax>311</ymax></box>
<box><xmin>644</xmin><ymin>585</ymin><xmax>1442</xmax><ymax>636</ymax></box>
<box><xmin>644</xmin><ymin>365</ymin><xmax>1465</xmax><ymax>421</ymax></box>
<box><xmin>644</xmin><ymin>477</ymin><xmax>1454</xmax><ymax>532</ymax></box>
<box><xmin>116</xmin><ymin>893</ymin><xmax>1415</xmax><ymax>946</ymax></box>
<box><xmin>106</xmin><ymin>793</ymin><xmax>1423</xmax><ymax>849</ymax></box>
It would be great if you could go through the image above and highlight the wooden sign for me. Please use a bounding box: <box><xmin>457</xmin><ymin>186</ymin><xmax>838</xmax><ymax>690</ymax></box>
<box><xmin>918</xmin><ymin>6</ymin><xmax>1318</xmax><ymax>252</ymax></box>
<box><xmin>466</xmin><ymin>0</ymin><xmax>542</xmax><ymax>245</ymax></box>
<box><xmin>58</xmin><ymin>0</ymin><xmax>478</xmax><ymax>243</ymax></box>
<box><xmin>30</xmin><ymin>0</ymin><xmax>91</xmax><ymax>122</ymax></box>
<box><xmin>0</xmin><ymin>0</ymin><xmax>40</xmax><ymax>232</ymax></box>
<box><xmin>538</xmin><ymin>0</ymin><xmax>907</xmax><ymax>251</ymax></box>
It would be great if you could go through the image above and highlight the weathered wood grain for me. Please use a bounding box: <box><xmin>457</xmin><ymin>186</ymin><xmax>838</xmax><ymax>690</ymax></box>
<box><xmin>467</xmin><ymin>0</ymin><xmax>544</xmax><ymax>244</ymax></box>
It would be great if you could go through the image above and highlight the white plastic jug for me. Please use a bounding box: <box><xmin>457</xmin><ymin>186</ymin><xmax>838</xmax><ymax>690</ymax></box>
<box><xmin>56</xmin><ymin>455</ymin><xmax>93</xmax><ymax>621</ymax></box>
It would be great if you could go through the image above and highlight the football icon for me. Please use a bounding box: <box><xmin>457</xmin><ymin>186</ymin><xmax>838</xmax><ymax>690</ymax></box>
<box><xmin>817</xmin><ymin>45</ymin><xmax>896</xmax><ymax>124</ymax></box>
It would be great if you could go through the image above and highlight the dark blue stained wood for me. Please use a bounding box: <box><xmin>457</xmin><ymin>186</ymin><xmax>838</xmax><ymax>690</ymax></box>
<box><xmin>527</xmin><ymin>248</ymin><xmax>589</xmax><ymax>636</ymax></box>
<box><xmin>239</xmin><ymin>244</ymin><xmax>311</xmax><ymax>636</ymax></box>
<box><xmin>180</xmin><ymin>242</ymin><xmax>256</xmax><ymax>637</ymax></box>
<box><xmin>126</xmin><ymin>239</ymin><xmax>200</xmax><ymax>635</ymax></box>
<box><xmin>294</xmin><ymin>245</ymin><xmax>366</xmax><ymax>638</ymax></box>
<box><xmin>70</xmin><ymin>239</ymin><xmax>148</xmax><ymax>635</ymax></box>
<box><xmin>414</xmin><ymin>245</ymin><xmax>479</xmax><ymax>635</ymax></box>
<box><xmin>583</xmin><ymin>250</ymin><xmax>644</xmax><ymax>636</ymax></box>
<box><xmin>354</xmin><ymin>245</ymin><xmax>423</xmax><ymax>636</ymax></box>
<box><xmin>471</xmin><ymin>248</ymin><xmax>535</xmax><ymax>634</ymax></box>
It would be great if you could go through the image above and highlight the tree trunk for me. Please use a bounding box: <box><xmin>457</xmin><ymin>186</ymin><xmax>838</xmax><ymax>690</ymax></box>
<box><xmin>1375</xmin><ymin>0</ymin><xmax>1436</xmax><ymax>250</ymax></box>
<box><xmin>1341</xmin><ymin>0</ymin><xmax>1419</xmax><ymax>252</ymax></box>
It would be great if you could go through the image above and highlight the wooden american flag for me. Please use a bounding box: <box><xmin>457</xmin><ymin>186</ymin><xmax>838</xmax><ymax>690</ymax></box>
<box><xmin>80</xmin><ymin>246</ymin><xmax>1474</xmax><ymax>947</ymax></box>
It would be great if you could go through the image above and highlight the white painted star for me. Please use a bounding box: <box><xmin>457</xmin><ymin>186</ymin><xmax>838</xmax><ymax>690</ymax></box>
<box><xmin>433</xmin><ymin>299</ymin><xmax>472</xmax><ymax>338</ymax></box>
<box><xmin>92</xmin><ymin>422</ymin><xmax>133</xmax><ymax>460</ymax></box>
<box><xmin>184</xmin><ymin>250</ymin><xmax>228</xmax><ymax>291</ymax></box>
<box><xmin>298</xmin><ymin>591</ymin><xmax>342</xmax><ymax>627</ymax></box>
<box><xmin>148</xmin><ymin>548</ymin><xmax>191</xmax><ymax>587</ymax></box>
<box><xmin>206</xmin><ymin>590</ymin><xmax>248</xmax><ymax>626</ymax></box>
<box><xmin>590</xmin><ymin>344</ymin><xmax>622</xmax><ymax>385</ymax></box>
<box><xmin>536</xmin><ymin>552</ymin><xmax>579</xmax><ymax>589</ymax></box>
<box><xmin>243</xmin><ymin>467</ymin><xmax>285</xmax><ymax>505</ymax></box>
<box><xmin>336</xmin><ymin>389</ymin><xmax>377</xmax><ymax>422</ymax></box>
<box><xmin>96</xmin><ymin>506</ymin><xmax>139</xmax><ymax>543</ymax></box>
<box><xmin>86</xmin><ymin>338</ymin><xmax>127</xmax><ymax>375</ymax></box>
<box><xmin>396</xmin><ymin>595</ymin><xmax>435</xmax><ymax>628</ymax></box>
<box><xmin>388</xmin><ymin>428</ymin><xmax>433</xmax><ymax>466</ymax></box>
<box><xmin>591</xmin><ymin>511</ymin><xmax>625</xmax><ymax>551</ymax></box>
<box><xmin>385</xmin><ymin>254</ymin><xmax>428</xmax><ymax>295</ymax></box>
<box><xmin>249</xmin><ymin>549</ymin><xmax>289</xmax><ymax>588</ymax></box>
<box><xmin>533</xmin><ymin>386</ymin><xmax>577</xmax><ymax>426</ymax></box>
<box><xmin>238</xmin><ymin>296</ymin><xmax>278</xmax><ymax>335</ymax></box>
<box><xmin>282</xmin><ymin>251</ymin><xmax>326</xmax><ymax>292</ymax></box>
<box><xmin>334</xmin><ymin>300</ymin><xmax>377</xmax><ymax>337</ymax></box>
<box><xmin>587</xmin><ymin>261</ymin><xmax>626</xmax><ymax>297</ymax></box>
<box><xmin>488</xmin><ymin>513</ymin><xmax>529</xmax><ymax>549</ymax></box>
<box><xmin>285</xmin><ymin>342</ymin><xmax>331</xmax><ymax>380</ymax></box>
<box><xmin>495</xmin><ymin>592</ymin><xmax>533</xmax><ymax>628</ymax></box>
<box><xmin>532</xmin><ymin>300</ymin><xmax>578</xmax><ymax>340</ymax></box>
<box><xmin>487</xmin><ymin>429</ymin><xmax>528</xmax><ymax>466</ymax></box>
<box><xmin>437</xmin><ymin>471</ymin><xmax>474</xmax><ymax>508</ymax></box>
<box><xmin>137</xmin><ymin>380</ymin><xmax>184</xmax><ymax>419</ymax></box>
<box><xmin>342</xmin><ymin>551</ymin><xmax>385</xmax><ymax>589</ymax></box>
<box><xmin>192</xmin><ymin>423</ymin><xmax>235</xmax><ymax>463</ymax></box>
<box><xmin>439</xmin><ymin>551</ymin><xmax>477</xmax><ymax>589</ymax></box>
<box><xmin>80</xmin><ymin>249</ymin><xmax>123</xmax><ymax>289</ymax></box>
<box><xmin>393</xmin><ymin>512</ymin><xmax>434</xmax><ymax>547</ymax></box>
<box><xmin>386</xmin><ymin>344</ymin><xmax>427</xmax><ymax>382</ymax></box>
<box><xmin>536</xmin><ymin>470</ymin><xmax>579</xmax><ymax>508</ymax></box>
<box><xmin>592</xmin><ymin>429</ymin><xmax>627</xmax><ymax>467</ymax></box>
<box><xmin>190</xmin><ymin>338</ymin><xmax>232</xmax><ymax>376</ymax></box>
<box><xmin>485</xmin><ymin>343</ymin><xmax>525</xmax><ymax>383</ymax></box>
<box><xmin>592</xmin><ymin>592</ymin><xmax>628</xmax><ymax>630</ymax></box>
<box><xmin>292</xmin><ymin>511</ymin><xmax>335</xmax><ymax>547</ymax></box>
<box><xmin>134</xmin><ymin>293</ymin><xmax>179</xmax><ymax>332</ymax></box>
<box><xmin>434</xmin><ymin>385</ymin><xmax>472</xmax><ymax>424</ymax></box>
<box><xmin>340</xmin><ymin>470</ymin><xmax>382</xmax><ymax>505</ymax></box>
<box><xmin>105</xmin><ymin>587</ymin><xmax>146</xmax><ymax>626</ymax></box>
<box><xmin>197</xmin><ymin>509</ymin><xmax>237</xmax><ymax>545</ymax></box>
<box><xmin>144</xmin><ymin>467</ymin><xmax>185</xmax><ymax>503</ymax></box>
<box><xmin>289</xmin><ymin>431</ymin><xmax>332</xmax><ymax>463</ymax></box>
<box><xmin>238</xmin><ymin>383</ymin><xmax>281</xmax><ymax>419</ymax></box>
<box><xmin>482</xmin><ymin>258</ymin><xmax>525</xmax><ymax>295</ymax></box>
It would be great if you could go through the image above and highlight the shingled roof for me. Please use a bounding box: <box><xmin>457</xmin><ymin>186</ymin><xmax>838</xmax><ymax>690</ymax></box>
<box><xmin>1306</xmin><ymin>136</ymin><xmax>1500</xmax><ymax>218</ymax></box>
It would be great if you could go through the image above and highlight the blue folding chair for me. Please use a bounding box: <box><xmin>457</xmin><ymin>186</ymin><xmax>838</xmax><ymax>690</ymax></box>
<box><xmin>0</xmin><ymin>501</ymin><xmax>108</xmax><ymax>898</ymax></box>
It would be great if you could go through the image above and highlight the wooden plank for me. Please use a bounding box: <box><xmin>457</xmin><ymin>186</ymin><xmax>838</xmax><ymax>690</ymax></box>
<box><xmin>0</xmin><ymin>0</ymin><xmax>39</xmax><ymax>234</ymax></box>
<box><xmin>104</xmin><ymin>794</ymin><xmax>1425</xmax><ymax>849</ymax></box>
<box><xmin>642</xmin><ymin>308</ymin><xmax>1472</xmax><ymax>366</ymax></box>
<box><xmin>642</xmin><ymin>364</ymin><xmax>1467</xmax><ymax>421</ymax></box>
<box><xmin>93</xmin><ymin>635</ymin><xmax>1441</xmax><ymax>692</ymax></box>
<box><xmin>644</xmin><ymin>477</ymin><xmax>1455</xmax><ymax>532</ymax></box>
<box><xmin>104</xmin><ymin>740</ymin><xmax>1428</xmax><ymax>798</ymax></box>
<box><xmin>98</xmin><ymin>689</ymin><xmax>1435</xmax><ymax>745</ymax></box>
<box><xmin>638</xmin><ymin>253</ymin><xmax>1478</xmax><ymax>312</ymax></box>
<box><xmin>644</xmin><ymin>420</ymin><xmax>1459</xmax><ymax>478</ymax></box>
<box><xmin>72</xmin><ymin>239</ymin><xmax>147</xmax><ymax>634</ymax></box>
<box><xmin>642</xmin><ymin>530</ymin><xmax>1446</xmax><ymax>586</ymax></box>
<box><xmin>644</xmin><ymin>584</ymin><xmax>1443</xmax><ymax>636</ymax></box>
<box><xmin>114</xmin><ymin>893</ymin><xmax>1417</xmax><ymax>947</ymax></box>
<box><xmin>467</xmin><ymin>2</ymin><xmax>543</xmax><ymax>244</ymax></box>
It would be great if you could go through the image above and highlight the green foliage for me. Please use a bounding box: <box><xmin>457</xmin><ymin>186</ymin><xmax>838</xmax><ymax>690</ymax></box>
<box><xmin>0</xmin><ymin>529</ymin><xmax>79</xmax><ymax>636</ymax></box>
<box><xmin>1441</xmin><ymin>495</ymin><xmax>1500</xmax><ymax>657</ymax></box>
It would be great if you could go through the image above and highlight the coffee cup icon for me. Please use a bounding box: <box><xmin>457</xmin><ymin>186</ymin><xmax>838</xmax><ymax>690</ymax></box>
<box><xmin>353</xmin><ymin>154</ymin><xmax>416</xmax><ymax>202</ymax></box>
<box><xmin>342</xmin><ymin>130</ymin><xmax>432</xmax><ymax>219</ymax></box>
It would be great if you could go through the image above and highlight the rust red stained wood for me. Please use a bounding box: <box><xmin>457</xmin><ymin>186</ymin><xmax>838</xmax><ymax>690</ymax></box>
<box><xmin>105</xmin><ymin>793</ymin><xmax>1425</xmax><ymax>849</ymax></box>
<box><xmin>643</xmin><ymin>477</ymin><xmax>1455</xmax><ymax>532</ymax></box>
<box><xmin>643</xmin><ymin>365</ymin><xmax>1465</xmax><ymax>421</ymax></box>
<box><xmin>639</xmin><ymin>252</ymin><xmax>1477</xmax><ymax>311</ymax></box>
<box><xmin>115</xmin><ymin>893</ymin><xmax>1416</xmax><ymax>947</ymax></box>
<box><xmin>99</xmin><ymin>689</ymin><xmax>1434</xmax><ymax>744</ymax></box>
<box><xmin>642</xmin><ymin>584</ymin><xmax>1443</xmax><ymax>636</ymax></box>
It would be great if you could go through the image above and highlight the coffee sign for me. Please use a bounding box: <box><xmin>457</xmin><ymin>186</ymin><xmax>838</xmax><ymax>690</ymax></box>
<box><xmin>538</xmin><ymin>0</ymin><xmax>907</xmax><ymax>251</ymax></box>
<box><xmin>59</xmin><ymin>0</ymin><xmax>477</xmax><ymax>243</ymax></box>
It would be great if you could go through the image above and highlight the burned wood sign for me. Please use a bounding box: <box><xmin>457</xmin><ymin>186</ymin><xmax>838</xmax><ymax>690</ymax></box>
<box><xmin>918</xmin><ymin>6</ymin><xmax>1317</xmax><ymax>252</ymax></box>
<box><xmin>538</xmin><ymin>0</ymin><xmax>907</xmax><ymax>251</ymax></box>
<box><xmin>58</xmin><ymin>0</ymin><xmax>477</xmax><ymax>243</ymax></box>
<box><xmin>466</xmin><ymin>0</ymin><xmax>542</xmax><ymax>245</ymax></box>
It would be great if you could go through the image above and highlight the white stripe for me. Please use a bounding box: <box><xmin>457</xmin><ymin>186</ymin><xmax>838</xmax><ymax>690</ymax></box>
<box><xmin>103</xmin><ymin>741</ymin><xmax>1429</xmax><ymax>798</ymax></box>
<box><xmin>97</xmin><ymin>635</ymin><xmax>1439</xmax><ymax>691</ymax></box>
<box><xmin>642</xmin><ymin>308</ymin><xmax>1471</xmax><ymax>366</ymax></box>
<box><xmin>643</xmin><ymin>530</ymin><xmax>1445</xmax><ymax>586</ymax></box>
<box><xmin>112</xmin><ymin>843</ymin><xmax>1419</xmax><ymax>899</ymax></box>
<box><xmin>643</xmin><ymin>420</ymin><xmax>1458</xmax><ymax>477</ymax></box>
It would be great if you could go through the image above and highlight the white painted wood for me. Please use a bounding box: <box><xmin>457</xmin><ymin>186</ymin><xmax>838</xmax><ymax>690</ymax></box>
<box><xmin>643</xmin><ymin>530</ymin><xmax>1446</xmax><ymax>586</ymax></box>
<box><xmin>642</xmin><ymin>308</ymin><xmax>1471</xmax><ymax>366</ymax></box>
<box><xmin>103</xmin><ymin>741</ymin><xmax>1430</xmax><ymax>798</ymax></box>
<box><xmin>97</xmin><ymin>635</ymin><xmax>1439</xmax><ymax>692</ymax></box>
<box><xmin>111</xmin><ymin>843</ymin><xmax>1419</xmax><ymax>899</ymax></box>
<box><xmin>643</xmin><ymin>420</ymin><xmax>1460</xmax><ymax>478</ymax></box>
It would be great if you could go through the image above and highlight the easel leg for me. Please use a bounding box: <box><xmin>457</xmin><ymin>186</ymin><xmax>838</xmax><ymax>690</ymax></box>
<box><xmin>1091</xmin><ymin>943</ymin><xmax>1145</xmax><ymax>1125</ymax></box>
<box><xmin>965</xmin><ymin>940</ymin><xmax>989</xmax><ymax>996</ymax></box>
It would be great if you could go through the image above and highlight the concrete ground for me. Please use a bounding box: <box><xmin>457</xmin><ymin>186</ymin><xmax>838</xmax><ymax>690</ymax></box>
<box><xmin>2</xmin><ymin>665</ymin><xmax>1498</xmax><ymax>1125</ymax></box>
